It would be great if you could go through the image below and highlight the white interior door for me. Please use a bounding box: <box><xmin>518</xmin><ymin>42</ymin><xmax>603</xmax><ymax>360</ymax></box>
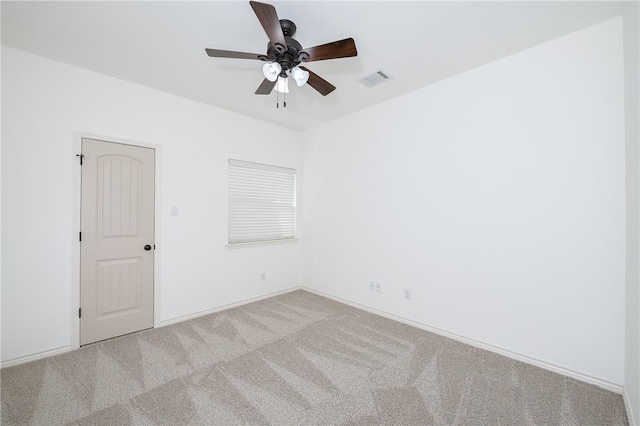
<box><xmin>80</xmin><ymin>138</ymin><xmax>155</xmax><ymax>345</ymax></box>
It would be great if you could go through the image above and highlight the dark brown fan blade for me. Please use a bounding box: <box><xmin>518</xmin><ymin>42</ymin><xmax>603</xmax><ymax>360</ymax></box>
<box><xmin>250</xmin><ymin>1</ymin><xmax>287</xmax><ymax>53</ymax></box>
<box><xmin>301</xmin><ymin>38</ymin><xmax>357</xmax><ymax>62</ymax></box>
<box><xmin>255</xmin><ymin>78</ymin><xmax>276</xmax><ymax>95</ymax></box>
<box><xmin>205</xmin><ymin>48</ymin><xmax>266</xmax><ymax>60</ymax></box>
<box><xmin>299</xmin><ymin>67</ymin><xmax>335</xmax><ymax>96</ymax></box>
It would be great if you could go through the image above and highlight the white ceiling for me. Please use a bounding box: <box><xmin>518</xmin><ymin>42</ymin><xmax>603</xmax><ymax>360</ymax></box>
<box><xmin>2</xmin><ymin>1</ymin><xmax>624</xmax><ymax>131</ymax></box>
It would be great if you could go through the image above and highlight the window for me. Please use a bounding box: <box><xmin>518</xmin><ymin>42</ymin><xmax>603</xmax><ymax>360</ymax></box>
<box><xmin>228</xmin><ymin>159</ymin><xmax>296</xmax><ymax>245</ymax></box>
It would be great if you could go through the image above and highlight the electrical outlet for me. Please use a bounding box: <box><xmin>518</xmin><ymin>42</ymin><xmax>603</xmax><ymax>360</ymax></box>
<box><xmin>375</xmin><ymin>282</ymin><xmax>381</xmax><ymax>293</ymax></box>
<box><xmin>404</xmin><ymin>289</ymin><xmax>412</xmax><ymax>300</ymax></box>
<box><xmin>261</xmin><ymin>272</ymin><xmax>266</xmax><ymax>281</ymax></box>
<box><xmin>369</xmin><ymin>282</ymin><xmax>375</xmax><ymax>291</ymax></box>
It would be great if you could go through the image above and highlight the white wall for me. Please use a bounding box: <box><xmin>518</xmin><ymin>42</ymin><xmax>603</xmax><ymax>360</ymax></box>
<box><xmin>302</xmin><ymin>18</ymin><xmax>625</xmax><ymax>385</ymax></box>
<box><xmin>1</xmin><ymin>14</ymin><xmax>633</xmax><ymax>395</ymax></box>
<box><xmin>0</xmin><ymin>5</ymin><xmax>4</xmax><ymax>364</ymax></box>
<box><xmin>624</xmin><ymin>1</ymin><xmax>640</xmax><ymax>422</ymax></box>
<box><xmin>1</xmin><ymin>47</ymin><xmax>303</xmax><ymax>362</ymax></box>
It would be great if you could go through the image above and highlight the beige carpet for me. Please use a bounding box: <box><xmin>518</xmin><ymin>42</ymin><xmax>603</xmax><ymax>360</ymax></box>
<box><xmin>0</xmin><ymin>290</ymin><xmax>629</xmax><ymax>425</ymax></box>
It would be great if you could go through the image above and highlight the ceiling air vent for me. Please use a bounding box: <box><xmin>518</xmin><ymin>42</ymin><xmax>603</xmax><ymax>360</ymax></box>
<box><xmin>358</xmin><ymin>70</ymin><xmax>392</xmax><ymax>87</ymax></box>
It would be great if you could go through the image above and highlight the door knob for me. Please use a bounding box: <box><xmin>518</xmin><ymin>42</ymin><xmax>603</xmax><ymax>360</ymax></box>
<box><xmin>144</xmin><ymin>245</ymin><xmax>152</xmax><ymax>251</ymax></box>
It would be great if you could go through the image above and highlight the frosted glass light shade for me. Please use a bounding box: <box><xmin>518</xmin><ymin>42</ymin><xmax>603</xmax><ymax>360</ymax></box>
<box><xmin>291</xmin><ymin>66</ymin><xmax>309</xmax><ymax>87</ymax></box>
<box><xmin>262</xmin><ymin>62</ymin><xmax>282</xmax><ymax>82</ymax></box>
<box><xmin>275</xmin><ymin>76</ymin><xmax>289</xmax><ymax>93</ymax></box>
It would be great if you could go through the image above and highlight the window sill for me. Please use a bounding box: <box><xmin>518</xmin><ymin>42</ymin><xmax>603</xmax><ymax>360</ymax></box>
<box><xmin>226</xmin><ymin>238</ymin><xmax>300</xmax><ymax>250</ymax></box>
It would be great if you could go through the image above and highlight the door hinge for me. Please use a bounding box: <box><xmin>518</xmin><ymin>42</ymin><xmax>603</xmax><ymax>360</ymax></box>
<box><xmin>79</xmin><ymin>231</ymin><xmax>82</xmax><ymax>242</ymax></box>
<box><xmin>76</xmin><ymin>154</ymin><xmax>84</xmax><ymax>165</ymax></box>
<box><xmin>79</xmin><ymin>308</ymin><xmax>81</xmax><ymax>318</ymax></box>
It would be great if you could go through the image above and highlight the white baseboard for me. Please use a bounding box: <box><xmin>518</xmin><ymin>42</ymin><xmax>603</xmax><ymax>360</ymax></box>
<box><xmin>1</xmin><ymin>288</ymin><xmax>302</xmax><ymax>368</ymax></box>
<box><xmin>159</xmin><ymin>286</ymin><xmax>303</xmax><ymax>327</ymax></box>
<box><xmin>1</xmin><ymin>346</ymin><xmax>73</xmax><ymax>369</ymax></box>
<box><xmin>623</xmin><ymin>386</ymin><xmax>638</xmax><ymax>426</ymax></box>
<box><xmin>302</xmin><ymin>287</ymin><xmax>624</xmax><ymax>394</ymax></box>
<box><xmin>0</xmin><ymin>286</ymin><xmax>625</xmax><ymax>398</ymax></box>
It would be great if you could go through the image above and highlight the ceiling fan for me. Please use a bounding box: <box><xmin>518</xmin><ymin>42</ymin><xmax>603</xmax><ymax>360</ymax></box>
<box><xmin>205</xmin><ymin>1</ymin><xmax>357</xmax><ymax>99</ymax></box>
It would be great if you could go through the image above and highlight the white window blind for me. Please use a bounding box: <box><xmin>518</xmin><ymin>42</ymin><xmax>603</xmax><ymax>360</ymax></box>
<box><xmin>228</xmin><ymin>159</ymin><xmax>296</xmax><ymax>244</ymax></box>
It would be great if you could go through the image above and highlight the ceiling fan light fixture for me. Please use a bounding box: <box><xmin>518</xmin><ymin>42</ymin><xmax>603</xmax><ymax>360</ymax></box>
<box><xmin>291</xmin><ymin>66</ymin><xmax>309</xmax><ymax>87</ymax></box>
<box><xmin>262</xmin><ymin>62</ymin><xmax>282</xmax><ymax>82</ymax></box>
<box><xmin>206</xmin><ymin>1</ymin><xmax>358</xmax><ymax>98</ymax></box>
<box><xmin>275</xmin><ymin>76</ymin><xmax>289</xmax><ymax>93</ymax></box>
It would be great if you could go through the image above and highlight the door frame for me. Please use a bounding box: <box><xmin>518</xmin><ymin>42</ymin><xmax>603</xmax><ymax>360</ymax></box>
<box><xmin>71</xmin><ymin>131</ymin><xmax>162</xmax><ymax>350</ymax></box>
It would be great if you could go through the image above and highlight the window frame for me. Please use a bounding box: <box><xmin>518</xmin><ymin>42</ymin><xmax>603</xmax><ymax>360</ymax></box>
<box><xmin>227</xmin><ymin>159</ymin><xmax>297</xmax><ymax>246</ymax></box>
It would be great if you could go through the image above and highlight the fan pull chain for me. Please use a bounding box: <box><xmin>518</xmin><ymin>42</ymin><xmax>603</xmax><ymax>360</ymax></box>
<box><xmin>284</xmin><ymin>89</ymin><xmax>287</xmax><ymax>108</ymax></box>
<box><xmin>276</xmin><ymin>89</ymin><xmax>279</xmax><ymax>109</ymax></box>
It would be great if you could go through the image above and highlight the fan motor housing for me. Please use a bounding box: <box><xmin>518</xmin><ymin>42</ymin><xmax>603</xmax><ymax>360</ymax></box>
<box><xmin>265</xmin><ymin>20</ymin><xmax>308</xmax><ymax>70</ymax></box>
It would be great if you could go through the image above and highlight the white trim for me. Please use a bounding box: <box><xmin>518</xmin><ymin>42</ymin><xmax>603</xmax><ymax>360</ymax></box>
<box><xmin>71</xmin><ymin>131</ymin><xmax>163</xmax><ymax>350</ymax></box>
<box><xmin>302</xmin><ymin>287</ymin><xmax>624</xmax><ymax>394</ymax></box>
<box><xmin>7</xmin><ymin>280</ymin><xmax>625</xmax><ymax>397</ymax></box>
<box><xmin>159</xmin><ymin>287</ymin><xmax>302</xmax><ymax>327</ymax></box>
<box><xmin>226</xmin><ymin>238</ymin><xmax>300</xmax><ymax>250</ymax></box>
<box><xmin>2</xmin><ymin>288</ymin><xmax>301</xmax><ymax>367</ymax></box>
<box><xmin>71</xmin><ymin>135</ymin><xmax>82</xmax><ymax>350</ymax></box>
<box><xmin>623</xmin><ymin>386</ymin><xmax>638</xmax><ymax>426</ymax></box>
<box><xmin>229</xmin><ymin>158</ymin><xmax>296</xmax><ymax>175</ymax></box>
<box><xmin>1</xmin><ymin>346</ymin><xmax>72</xmax><ymax>369</ymax></box>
